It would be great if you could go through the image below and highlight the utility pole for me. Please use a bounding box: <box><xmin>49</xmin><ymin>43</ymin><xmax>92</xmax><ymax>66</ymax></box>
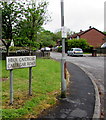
<box><xmin>60</xmin><ymin>0</ymin><xmax>66</xmax><ymax>98</ymax></box>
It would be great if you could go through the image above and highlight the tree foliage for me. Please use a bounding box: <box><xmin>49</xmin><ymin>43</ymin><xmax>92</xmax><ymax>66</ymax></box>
<box><xmin>37</xmin><ymin>29</ymin><xmax>56</xmax><ymax>48</ymax></box>
<box><xmin>104</xmin><ymin>32</ymin><xmax>106</xmax><ymax>34</ymax></box>
<box><xmin>54</xmin><ymin>31</ymin><xmax>62</xmax><ymax>40</ymax></box>
<box><xmin>1</xmin><ymin>0</ymin><xmax>50</xmax><ymax>55</ymax></box>
<box><xmin>14</xmin><ymin>1</ymin><xmax>50</xmax><ymax>52</ymax></box>
<box><xmin>0</xmin><ymin>1</ymin><xmax>23</xmax><ymax>55</ymax></box>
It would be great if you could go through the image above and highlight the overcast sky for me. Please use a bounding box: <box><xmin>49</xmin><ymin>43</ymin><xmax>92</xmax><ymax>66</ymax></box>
<box><xmin>43</xmin><ymin>0</ymin><xmax>106</xmax><ymax>33</ymax></box>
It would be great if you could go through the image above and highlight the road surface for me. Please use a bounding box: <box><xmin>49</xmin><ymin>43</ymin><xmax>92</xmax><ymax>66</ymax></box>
<box><xmin>50</xmin><ymin>52</ymin><xmax>104</xmax><ymax>117</ymax></box>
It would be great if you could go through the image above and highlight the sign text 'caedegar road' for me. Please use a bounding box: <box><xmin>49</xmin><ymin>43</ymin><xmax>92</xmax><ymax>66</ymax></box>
<box><xmin>6</xmin><ymin>56</ymin><xmax>36</xmax><ymax>70</ymax></box>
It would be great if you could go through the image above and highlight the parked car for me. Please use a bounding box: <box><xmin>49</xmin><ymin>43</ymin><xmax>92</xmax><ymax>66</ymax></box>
<box><xmin>67</xmin><ymin>48</ymin><xmax>83</xmax><ymax>56</ymax></box>
<box><xmin>41</xmin><ymin>47</ymin><xmax>51</xmax><ymax>51</ymax></box>
<box><xmin>52</xmin><ymin>46</ymin><xmax>61</xmax><ymax>51</ymax></box>
<box><xmin>16</xmin><ymin>49</ymin><xmax>29</xmax><ymax>53</ymax></box>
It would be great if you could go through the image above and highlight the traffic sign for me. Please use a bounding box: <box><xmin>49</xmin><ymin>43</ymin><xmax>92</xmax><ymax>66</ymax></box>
<box><xmin>62</xmin><ymin>26</ymin><xmax>67</xmax><ymax>38</ymax></box>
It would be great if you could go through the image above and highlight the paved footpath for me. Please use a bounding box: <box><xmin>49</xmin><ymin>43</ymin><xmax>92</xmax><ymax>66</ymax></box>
<box><xmin>39</xmin><ymin>62</ymin><xmax>95</xmax><ymax>119</ymax></box>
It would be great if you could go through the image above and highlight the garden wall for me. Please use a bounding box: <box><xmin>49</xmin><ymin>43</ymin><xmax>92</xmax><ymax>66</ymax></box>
<box><xmin>1</xmin><ymin>51</ymin><xmax>50</xmax><ymax>60</ymax></box>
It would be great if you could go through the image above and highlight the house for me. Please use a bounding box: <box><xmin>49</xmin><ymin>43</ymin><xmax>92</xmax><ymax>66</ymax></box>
<box><xmin>68</xmin><ymin>26</ymin><xmax>106</xmax><ymax>48</ymax></box>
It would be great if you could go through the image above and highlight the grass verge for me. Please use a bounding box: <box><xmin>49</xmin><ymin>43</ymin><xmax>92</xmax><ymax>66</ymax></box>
<box><xmin>2</xmin><ymin>58</ymin><xmax>61</xmax><ymax>119</ymax></box>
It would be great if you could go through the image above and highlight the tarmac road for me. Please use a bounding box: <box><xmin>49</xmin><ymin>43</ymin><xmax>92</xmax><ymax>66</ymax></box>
<box><xmin>39</xmin><ymin>59</ymin><xmax>95</xmax><ymax>119</ymax></box>
<box><xmin>50</xmin><ymin>52</ymin><xmax>104</xmax><ymax>117</ymax></box>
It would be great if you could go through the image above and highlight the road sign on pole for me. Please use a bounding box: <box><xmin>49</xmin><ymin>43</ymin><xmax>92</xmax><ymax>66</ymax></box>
<box><xmin>62</xmin><ymin>26</ymin><xmax>67</xmax><ymax>38</ymax></box>
<box><xmin>6</xmin><ymin>56</ymin><xmax>36</xmax><ymax>104</ymax></box>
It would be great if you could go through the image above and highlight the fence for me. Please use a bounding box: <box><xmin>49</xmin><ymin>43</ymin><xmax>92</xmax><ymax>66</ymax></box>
<box><xmin>1</xmin><ymin>51</ymin><xmax>50</xmax><ymax>60</ymax></box>
<box><xmin>97</xmin><ymin>48</ymin><xmax>106</xmax><ymax>56</ymax></box>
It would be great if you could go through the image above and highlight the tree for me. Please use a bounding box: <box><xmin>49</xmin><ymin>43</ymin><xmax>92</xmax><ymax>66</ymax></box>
<box><xmin>14</xmin><ymin>1</ymin><xmax>50</xmax><ymax>54</ymax></box>
<box><xmin>104</xmin><ymin>32</ymin><xmax>106</xmax><ymax>34</ymax></box>
<box><xmin>37</xmin><ymin>29</ymin><xmax>56</xmax><ymax>48</ymax></box>
<box><xmin>54</xmin><ymin>31</ymin><xmax>62</xmax><ymax>40</ymax></box>
<box><xmin>0</xmin><ymin>1</ymin><xmax>23</xmax><ymax>55</ymax></box>
<box><xmin>1</xmin><ymin>0</ymin><xmax>50</xmax><ymax>55</ymax></box>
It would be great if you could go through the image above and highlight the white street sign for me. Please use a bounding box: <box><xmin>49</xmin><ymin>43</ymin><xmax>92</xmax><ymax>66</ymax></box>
<box><xmin>6</xmin><ymin>56</ymin><xmax>36</xmax><ymax>70</ymax></box>
<box><xmin>62</xmin><ymin>26</ymin><xmax>67</xmax><ymax>38</ymax></box>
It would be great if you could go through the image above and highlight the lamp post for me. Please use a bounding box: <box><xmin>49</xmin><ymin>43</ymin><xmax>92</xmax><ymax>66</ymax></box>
<box><xmin>60</xmin><ymin>0</ymin><xmax>66</xmax><ymax>98</ymax></box>
<box><xmin>104</xmin><ymin>1</ymin><xmax>106</xmax><ymax>32</ymax></box>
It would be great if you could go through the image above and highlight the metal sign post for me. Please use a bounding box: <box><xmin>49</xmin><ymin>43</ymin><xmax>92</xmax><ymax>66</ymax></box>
<box><xmin>29</xmin><ymin>67</ymin><xmax>32</xmax><ymax>96</ymax></box>
<box><xmin>61</xmin><ymin>0</ymin><xmax>66</xmax><ymax>98</ymax></box>
<box><xmin>10</xmin><ymin>69</ymin><xmax>13</xmax><ymax>105</ymax></box>
<box><xmin>6</xmin><ymin>56</ymin><xmax>36</xmax><ymax>104</ymax></box>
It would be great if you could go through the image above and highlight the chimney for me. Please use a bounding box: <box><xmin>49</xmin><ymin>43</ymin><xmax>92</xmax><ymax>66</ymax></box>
<box><xmin>89</xmin><ymin>26</ymin><xmax>92</xmax><ymax>29</ymax></box>
<box><xmin>80</xmin><ymin>30</ymin><xmax>83</xmax><ymax>32</ymax></box>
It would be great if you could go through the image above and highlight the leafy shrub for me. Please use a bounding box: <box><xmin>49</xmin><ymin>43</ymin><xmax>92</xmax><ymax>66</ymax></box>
<box><xmin>9</xmin><ymin>46</ymin><xmax>19</xmax><ymax>51</ymax></box>
<box><xmin>83</xmin><ymin>45</ymin><xmax>93</xmax><ymax>53</ymax></box>
<box><xmin>67</xmin><ymin>38</ymin><xmax>93</xmax><ymax>52</ymax></box>
<box><xmin>57</xmin><ymin>46</ymin><xmax>62</xmax><ymax>52</ymax></box>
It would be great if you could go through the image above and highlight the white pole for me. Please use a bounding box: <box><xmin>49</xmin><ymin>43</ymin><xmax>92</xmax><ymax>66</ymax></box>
<box><xmin>61</xmin><ymin>0</ymin><xmax>66</xmax><ymax>98</ymax></box>
<box><xmin>104</xmin><ymin>1</ymin><xmax>106</xmax><ymax>32</ymax></box>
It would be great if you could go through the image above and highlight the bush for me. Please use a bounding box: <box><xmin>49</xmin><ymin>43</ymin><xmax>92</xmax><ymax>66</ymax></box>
<box><xmin>67</xmin><ymin>38</ymin><xmax>91</xmax><ymax>51</ymax></box>
<box><xmin>83</xmin><ymin>45</ymin><xmax>93</xmax><ymax>53</ymax></box>
<box><xmin>57</xmin><ymin>46</ymin><xmax>62</xmax><ymax>52</ymax></box>
<box><xmin>9</xmin><ymin>46</ymin><xmax>18</xmax><ymax>51</ymax></box>
<box><xmin>9</xmin><ymin>46</ymin><xmax>28</xmax><ymax>51</ymax></box>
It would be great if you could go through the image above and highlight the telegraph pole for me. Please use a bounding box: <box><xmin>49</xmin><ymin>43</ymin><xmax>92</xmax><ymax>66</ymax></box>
<box><xmin>61</xmin><ymin>0</ymin><xmax>66</xmax><ymax>98</ymax></box>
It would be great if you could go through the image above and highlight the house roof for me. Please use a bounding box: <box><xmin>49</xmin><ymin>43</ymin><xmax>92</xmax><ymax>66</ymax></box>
<box><xmin>69</xmin><ymin>27</ymin><xmax>106</xmax><ymax>39</ymax></box>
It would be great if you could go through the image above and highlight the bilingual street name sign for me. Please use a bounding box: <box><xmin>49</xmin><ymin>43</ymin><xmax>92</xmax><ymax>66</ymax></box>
<box><xmin>6</xmin><ymin>56</ymin><xmax>36</xmax><ymax>70</ymax></box>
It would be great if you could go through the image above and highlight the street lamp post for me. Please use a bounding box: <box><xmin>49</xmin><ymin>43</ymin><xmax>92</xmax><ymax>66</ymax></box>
<box><xmin>61</xmin><ymin>0</ymin><xmax>66</xmax><ymax>98</ymax></box>
<box><xmin>104</xmin><ymin>1</ymin><xmax>106</xmax><ymax>32</ymax></box>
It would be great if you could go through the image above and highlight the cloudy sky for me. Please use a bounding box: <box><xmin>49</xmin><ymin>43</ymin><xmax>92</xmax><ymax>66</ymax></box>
<box><xmin>43</xmin><ymin>0</ymin><xmax>105</xmax><ymax>33</ymax></box>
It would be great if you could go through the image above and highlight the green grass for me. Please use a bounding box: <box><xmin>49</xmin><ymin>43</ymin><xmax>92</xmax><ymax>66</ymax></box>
<box><xmin>2</xmin><ymin>58</ymin><xmax>61</xmax><ymax>119</ymax></box>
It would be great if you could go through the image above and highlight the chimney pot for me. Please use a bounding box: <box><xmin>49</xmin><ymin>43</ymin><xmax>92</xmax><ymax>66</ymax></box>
<box><xmin>89</xmin><ymin>26</ymin><xmax>92</xmax><ymax>29</ymax></box>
